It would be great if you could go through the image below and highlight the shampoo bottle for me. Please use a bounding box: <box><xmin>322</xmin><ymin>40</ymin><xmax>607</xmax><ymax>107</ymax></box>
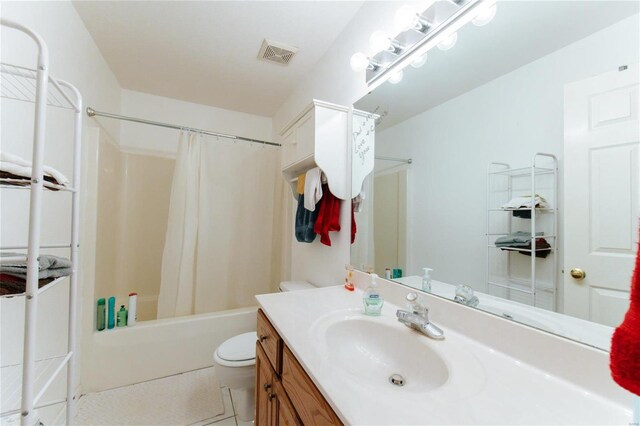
<box><xmin>107</xmin><ymin>296</ymin><xmax>116</xmax><ymax>329</ymax></box>
<box><xmin>128</xmin><ymin>292</ymin><xmax>138</xmax><ymax>326</ymax></box>
<box><xmin>96</xmin><ymin>298</ymin><xmax>106</xmax><ymax>331</ymax></box>
<box><xmin>363</xmin><ymin>273</ymin><xmax>384</xmax><ymax>316</ymax></box>
<box><xmin>422</xmin><ymin>268</ymin><xmax>433</xmax><ymax>292</ymax></box>
<box><xmin>117</xmin><ymin>305</ymin><xmax>128</xmax><ymax>327</ymax></box>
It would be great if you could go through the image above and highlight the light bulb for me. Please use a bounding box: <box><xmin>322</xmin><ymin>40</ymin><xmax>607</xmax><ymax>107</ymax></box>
<box><xmin>472</xmin><ymin>3</ymin><xmax>497</xmax><ymax>26</ymax></box>
<box><xmin>437</xmin><ymin>32</ymin><xmax>458</xmax><ymax>51</ymax></box>
<box><xmin>388</xmin><ymin>70</ymin><xmax>403</xmax><ymax>84</ymax></box>
<box><xmin>350</xmin><ymin>52</ymin><xmax>370</xmax><ymax>72</ymax></box>
<box><xmin>394</xmin><ymin>5</ymin><xmax>418</xmax><ymax>32</ymax></box>
<box><xmin>369</xmin><ymin>30</ymin><xmax>392</xmax><ymax>52</ymax></box>
<box><xmin>411</xmin><ymin>53</ymin><xmax>427</xmax><ymax>68</ymax></box>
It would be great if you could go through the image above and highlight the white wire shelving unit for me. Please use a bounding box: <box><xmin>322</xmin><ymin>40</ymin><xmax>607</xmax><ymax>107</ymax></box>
<box><xmin>486</xmin><ymin>153</ymin><xmax>558</xmax><ymax>310</ymax></box>
<box><xmin>0</xmin><ymin>19</ymin><xmax>82</xmax><ymax>426</ymax></box>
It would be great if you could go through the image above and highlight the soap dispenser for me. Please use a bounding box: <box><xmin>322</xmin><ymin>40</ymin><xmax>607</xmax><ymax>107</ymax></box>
<box><xmin>363</xmin><ymin>273</ymin><xmax>384</xmax><ymax>316</ymax></box>
<box><xmin>422</xmin><ymin>268</ymin><xmax>433</xmax><ymax>292</ymax></box>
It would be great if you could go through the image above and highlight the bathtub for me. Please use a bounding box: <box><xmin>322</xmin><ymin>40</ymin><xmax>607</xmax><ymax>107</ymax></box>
<box><xmin>82</xmin><ymin>306</ymin><xmax>257</xmax><ymax>393</ymax></box>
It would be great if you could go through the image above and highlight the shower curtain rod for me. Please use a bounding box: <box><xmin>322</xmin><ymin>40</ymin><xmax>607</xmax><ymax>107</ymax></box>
<box><xmin>376</xmin><ymin>155</ymin><xmax>412</xmax><ymax>164</ymax></box>
<box><xmin>86</xmin><ymin>107</ymin><xmax>281</xmax><ymax>147</ymax></box>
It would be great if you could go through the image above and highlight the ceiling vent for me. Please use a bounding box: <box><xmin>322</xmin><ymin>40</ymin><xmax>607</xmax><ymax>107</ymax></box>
<box><xmin>258</xmin><ymin>39</ymin><xmax>298</xmax><ymax>65</ymax></box>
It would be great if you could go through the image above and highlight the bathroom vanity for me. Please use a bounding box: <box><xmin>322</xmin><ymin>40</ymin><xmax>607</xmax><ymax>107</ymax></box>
<box><xmin>256</xmin><ymin>273</ymin><xmax>633</xmax><ymax>425</ymax></box>
<box><xmin>255</xmin><ymin>310</ymin><xmax>341</xmax><ymax>425</ymax></box>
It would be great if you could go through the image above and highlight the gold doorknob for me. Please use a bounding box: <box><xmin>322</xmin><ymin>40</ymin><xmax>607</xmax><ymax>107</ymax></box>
<box><xmin>570</xmin><ymin>268</ymin><xmax>586</xmax><ymax>280</ymax></box>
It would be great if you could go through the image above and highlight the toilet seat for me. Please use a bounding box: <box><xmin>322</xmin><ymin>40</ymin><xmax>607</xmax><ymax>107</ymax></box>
<box><xmin>214</xmin><ymin>332</ymin><xmax>257</xmax><ymax>367</ymax></box>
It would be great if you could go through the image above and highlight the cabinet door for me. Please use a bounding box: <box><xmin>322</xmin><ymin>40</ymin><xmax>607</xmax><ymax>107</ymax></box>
<box><xmin>294</xmin><ymin>111</ymin><xmax>315</xmax><ymax>160</ymax></box>
<box><xmin>256</xmin><ymin>343</ymin><xmax>276</xmax><ymax>426</ymax></box>
<box><xmin>281</xmin><ymin>129</ymin><xmax>296</xmax><ymax>168</ymax></box>
<box><xmin>281</xmin><ymin>346</ymin><xmax>342</xmax><ymax>425</ymax></box>
<box><xmin>274</xmin><ymin>380</ymin><xmax>302</xmax><ymax>426</ymax></box>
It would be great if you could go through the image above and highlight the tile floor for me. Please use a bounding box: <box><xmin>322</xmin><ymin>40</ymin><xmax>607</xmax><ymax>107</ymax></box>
<box><xmin>190</xmin><ymin>387</ymin><xmax>254</xmax><ymax>426</ymax></box>
<box><xmin>74</xmin><ymin>368</ymin><xmax>254</xmax><ymax>426</ymax></box>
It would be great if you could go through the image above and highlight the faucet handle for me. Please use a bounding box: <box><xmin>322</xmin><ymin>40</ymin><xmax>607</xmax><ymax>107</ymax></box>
<box><xmin>405</xmin><ymin>292</ymin><xmax>427</xmax><ymax>317</ymax></box>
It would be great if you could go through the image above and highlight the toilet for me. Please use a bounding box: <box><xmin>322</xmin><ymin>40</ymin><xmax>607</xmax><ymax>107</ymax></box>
<box><xmin>213</xmin><ymin>281</ymin><xmax>316</xmax><ymax>421</ymax></box>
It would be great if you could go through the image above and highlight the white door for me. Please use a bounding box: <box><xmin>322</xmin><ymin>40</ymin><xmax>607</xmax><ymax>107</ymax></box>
<box><xmin>563</xmin><ymin>64</ymin><xmax>639</xmax><ymax>327</ymax></box>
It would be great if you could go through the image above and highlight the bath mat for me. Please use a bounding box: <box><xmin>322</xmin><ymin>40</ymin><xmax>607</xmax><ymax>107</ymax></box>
<box><xmin>74</xmin><ymin>367</ymin><xmax>225</xmax><ymax>425</ymax></box>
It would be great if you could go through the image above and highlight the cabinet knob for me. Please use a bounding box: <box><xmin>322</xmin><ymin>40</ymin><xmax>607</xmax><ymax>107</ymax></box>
<box><xmin>263</xmin><ymin>383</ymin><xmax>271</xmax><ymax>392</ymax></box>
<box><xmin>268</xmin><ymin>393</ymin><xmax>276</xmax><ymax>401</ymax></box>
<box><xmin>570</xmin><ymin>268</ymin><xmax>586</xmax><ymax>280</ymax></box>
<box><xmin>259</xmin><ymin>334</ymin><xmax>268</xmax><ymax>342</ymax></box>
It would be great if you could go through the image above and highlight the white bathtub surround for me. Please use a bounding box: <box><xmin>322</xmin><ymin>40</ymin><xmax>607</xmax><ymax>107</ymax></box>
<box><xmin>256</xmin><ymin>272</ymin><xmax>633</xmax><ymax>424</ymax></box>
<box><xmin>74</xmin><ymin>367</ymin><xmax>224</xmax><ymax>425</ymax></box>
<box><xmin>158</xmin><ymin>131</ymin><xmax>280</xmax><ymax>318</ymax></box>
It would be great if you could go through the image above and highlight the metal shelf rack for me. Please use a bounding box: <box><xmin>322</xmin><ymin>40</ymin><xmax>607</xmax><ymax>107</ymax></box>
<box><xmin>0</xmin><ymin>19</ymin><xmax>82</xmax><ymax>426</ymax></box>
<box><xmin>486</xmin><ymin>153</ymin><xmax>558</xmax><ymax>309</ymax></box>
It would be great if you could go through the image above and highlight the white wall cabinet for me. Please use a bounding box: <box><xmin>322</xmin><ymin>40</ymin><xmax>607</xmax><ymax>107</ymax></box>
<box><xmin>281</xmin><ymin>100</ymin><xmax>350</xmax><ymax>201</ymax></box>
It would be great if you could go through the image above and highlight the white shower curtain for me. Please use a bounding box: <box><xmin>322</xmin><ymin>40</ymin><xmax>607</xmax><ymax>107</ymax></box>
<box><xmin>157</xmin><ymin>132</ymin><xmax>279</xmax><ymax>319</ymax></box>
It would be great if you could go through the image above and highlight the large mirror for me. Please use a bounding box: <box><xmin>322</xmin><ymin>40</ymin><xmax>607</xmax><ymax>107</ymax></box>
<box><xmin>351</xmin><ymin>0</ymin><xmax>640</xmax><ymax>351</ymax></box>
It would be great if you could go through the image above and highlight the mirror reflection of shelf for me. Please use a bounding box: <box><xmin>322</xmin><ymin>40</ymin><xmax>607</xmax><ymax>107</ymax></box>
<box><xmin>486</xmin><ymin>153</ymin><xmax>559</xmax><ymax>310</ymax></box>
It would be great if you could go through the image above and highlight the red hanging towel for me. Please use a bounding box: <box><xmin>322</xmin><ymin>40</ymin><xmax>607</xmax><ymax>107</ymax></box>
<box><xmin>610</xmin><ymin>227</ymin><xmax>640</xmax><ymax>396</ymax></box>
<box><xmin>351</xmin><ymin>200</ymin><xmax>357</xmax><ymax>244</ymax></box>
<box><xmin>313</xmin><ymin>184</ymin><xmax>341</xmax><ymax>246</ymax></box>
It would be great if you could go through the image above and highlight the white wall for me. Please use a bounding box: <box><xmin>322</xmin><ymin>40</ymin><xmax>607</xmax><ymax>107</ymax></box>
<box><xmin>1</xmin><ymin>1</ymin><xmax>123</xmax><ymax>421</ymax></box>
<box><xmin>374</xmin><ymin>15</ymin><xmax>640</xmax><ymax>309</ymax></box>
<box><xmin>118</xmin><ymin>89</ymin><xmax>272</xmax><ymax>158</ymax></box>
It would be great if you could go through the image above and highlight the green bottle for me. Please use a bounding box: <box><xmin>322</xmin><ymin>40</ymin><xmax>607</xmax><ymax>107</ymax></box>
<box><xmin>117</xmin><ymin>305</ymin><xmax>128</xmax><ymax>327</ymax></box>
<box><xmin>96</xmin><ymin>298</ymin><xmax>106</xmax><ymax>331</ymax></box>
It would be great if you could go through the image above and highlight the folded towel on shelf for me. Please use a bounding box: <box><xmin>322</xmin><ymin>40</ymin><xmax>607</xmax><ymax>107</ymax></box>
<box><xmin>0</xmin><ymin>273</ymin><xmax>55</xmax><ymax>296</ymax></box>
<box><xmin>295</xmin><ymin>194</ymin><xmax>318</xmax><ymax>243</ymax></box>
<box><xmin>501</xmin><ymin>194</ymin><xmax>548</xmax><ymax>210</ymax></box>
<box><xmin>0</xmin><ymin>252</ymin><xmax>72</xmax><ymax>280</ymax></box>
<box><xmin>0</xmin><ymin>170</ymin><xmax>63</xmax><ymax>191</ymax></box>
<box><xmin>495</xmin><ymin>231</ymin><xmax>543</xmax><ymax>247</ymax></box>
<box><xmin>514</xmin><ymin>238</ymin><xmax>551</xmax><ymax>258</ymax></box>
<box><xmin>0</xmin><ymin>151</ymin><xmax>69</xmax><ymax>187</ymax></box>
<box><xmin>303</xmin><ymin>167</ymin><xmax>323</xmax><ymax>211</ymax></box>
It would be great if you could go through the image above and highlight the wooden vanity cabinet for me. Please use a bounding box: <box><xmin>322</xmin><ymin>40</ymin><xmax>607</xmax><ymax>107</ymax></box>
<box><xmin>256</xmin><ymin>309</ymin><xmax>341</xmax><ymax>426</ymax></box>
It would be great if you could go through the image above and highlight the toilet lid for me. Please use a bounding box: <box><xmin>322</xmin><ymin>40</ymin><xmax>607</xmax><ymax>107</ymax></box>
<box><xmin>279</xmin><ymin>281</ymin><xmax>316</xmax><ymax>292</ymax></box>
<box><xmin>217</xmin><ymin>332</ymin><xmax>258</xmax><ymax>362</ymax></box>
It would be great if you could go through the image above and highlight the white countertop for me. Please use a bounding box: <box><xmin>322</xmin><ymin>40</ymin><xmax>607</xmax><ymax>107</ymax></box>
<box><xmin>256</xmin><ymin>285</ymin><xmax>631</xmax><ymax>425</ymax></box>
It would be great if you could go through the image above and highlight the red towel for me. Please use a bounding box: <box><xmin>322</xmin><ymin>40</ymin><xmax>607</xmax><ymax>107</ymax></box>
<box><xmin>351</xmin><ymin>200</ymin><xmax>357</xmax><ymax>244</ymax></box>
<box><xmin>610</xmin><ymin>227</ymin><xmax>640</xmax><ymax>396</ymax></box>
<box><xmin>313</xmin><ymin>184</ymin><xmax>341</xmax><ymax>246</ymax></box>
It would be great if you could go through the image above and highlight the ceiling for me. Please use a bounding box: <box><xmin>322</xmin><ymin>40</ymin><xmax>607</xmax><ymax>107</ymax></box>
<box><xmin>73</xmin><ymin>1</ymin><xmax>364</xmax><ymax>117</ymax></box>
<box><xmin>355</xmin><ymin>1</ymin><xmax>640</xmax><ymax>131</ymax></box>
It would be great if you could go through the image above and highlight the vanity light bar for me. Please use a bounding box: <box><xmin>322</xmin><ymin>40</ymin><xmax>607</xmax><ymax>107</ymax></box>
<box><xmin>357</xmin><ymin>0</ymin><xmax>496</xmax><ymax>87</ymax></box>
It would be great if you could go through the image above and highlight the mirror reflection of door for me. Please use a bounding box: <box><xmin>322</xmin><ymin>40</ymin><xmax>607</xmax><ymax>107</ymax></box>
<box><xmin>563</xmin><ymin>65</ymin><xmax>639</xmax><ymax>327</ymax></box>
<box><xmin>373</xmin><ymin>169</ymin><xmax>407</xmax><ymax>277</ymax></box>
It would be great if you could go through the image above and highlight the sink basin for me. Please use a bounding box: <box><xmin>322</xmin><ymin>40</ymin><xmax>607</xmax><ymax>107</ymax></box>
<box><xmin>319</xmin><ymin>315</ymin><xmax>450</xmax><ymax>393</ymax></box>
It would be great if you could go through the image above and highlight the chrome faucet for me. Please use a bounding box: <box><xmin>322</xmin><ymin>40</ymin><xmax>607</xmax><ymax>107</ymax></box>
<box><xmin>396</xmin><ymin>292</ymin><xmax>444</xmax><ymax>340</ymax></box>
<box><xmin>454</xmin><ymin>284</ymin><xmax>479</xmax><ymax>307</ymax></box>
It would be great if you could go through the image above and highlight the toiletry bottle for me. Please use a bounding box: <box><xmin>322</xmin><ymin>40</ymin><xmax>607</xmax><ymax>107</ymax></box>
<box><xmin>128</xmin><ymin>292</ymin><xmax>138</xmax><ymax>326</ymax></box>
<box><xmin>385</xmin><ymin>268</ymin><xmax>392</xmax><ymax>280</ymax></box>
<box><xmin>363</xmin><ymin>273</ymin><xmax>384</xmax><ymax>316</ymax></box>
<box><xmin>96</xmin><ymin>298</ymin><xmax>106</xmax><ymax>331</ymax></box>
<box><xmin>344</xmin><ymin>265</ymin><xmax>355</xmax><ymax>292</ymax></box>
<box><xmin>107</xmin><ymin>296</ymin><xmax>116</xmax><ymax>329</ymax></box>
<box><xmin>422</xmin><ymin>268</ymin><xmax>433</xmax><ymax>292</ymax></box>
<box><xmin>117</xmin><ymin>305</ymin><xmax>128</xmax><ymax>327</ymax></box>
